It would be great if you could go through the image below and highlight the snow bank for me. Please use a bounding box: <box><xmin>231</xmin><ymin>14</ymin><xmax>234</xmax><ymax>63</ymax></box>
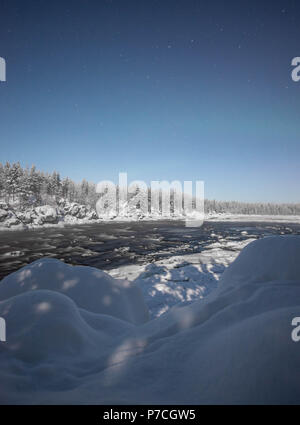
<box><xmin>0</xmin><ymin>258</ymin><xmax>149</xmax><ymax>325</ymax></box>
<box><xmin>0</xmin><ymin>236</ymin><xmax>300</xmax><ymax>404</ymax></box>
<box><xmin>2</xmin><ymin>200</ymin><xmax>300</xmax><ymax>231</ymax></box>
<box><xmin>220</xmin><ymin>235</ymin><xmax>300</xmax><ymax>288</ymax></box>
<box><xmin>206</xmin><ymin>212</ymin><xmax>300</xmax><ymax>223</ymax></box>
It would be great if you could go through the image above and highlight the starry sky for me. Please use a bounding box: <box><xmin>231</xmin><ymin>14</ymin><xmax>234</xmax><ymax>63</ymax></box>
<box><xmin>0</xmin><ymin>0</ymin><xmax>300</xmax><ymax>202</ymax></box>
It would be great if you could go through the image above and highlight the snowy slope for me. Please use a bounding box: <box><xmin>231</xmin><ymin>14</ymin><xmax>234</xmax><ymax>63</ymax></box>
<box><xmin>108</xmin><ymin>238</ymin><xmax>255</xmax><ymax>318</ymax></box>
<box><xmin>0</xmin><ymin>236</ymin><xmax>300</xmax><ymax>404</ymax></box>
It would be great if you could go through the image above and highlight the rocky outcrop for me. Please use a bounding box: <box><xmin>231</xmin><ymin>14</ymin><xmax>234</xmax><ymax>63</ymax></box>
<box><xmin>0</xmin><ymin>201</ymin><xmax>99</xmax><ymax>229</ymax></box>
<box><xmin>34</xmin><ymin>206</ymin><xmax>59</xmax><ymax>224</ymax></box>
<box><xmin>16</xmin><ymin>210</ymin><xmax>35</xmax><ymax>224</ymax></box>
<box><xmin>61</xmin><ymin>201</ymin><xmax>98</xmax><ymax>221</ymax></box>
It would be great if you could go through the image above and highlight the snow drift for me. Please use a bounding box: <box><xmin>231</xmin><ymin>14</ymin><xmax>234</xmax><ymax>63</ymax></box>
<box><xmin>220</xmin><ymin>235</ymin><xmax>300</xmax><ymax>286</ymax></box>
<box><xmin>0</xmin><ymin>235</ymin><xmax>300</xmax><ymax>404</ymax></box>
<box><xmin>0</xmin><ymin>258</ymin><xmax>149</xmax><ymax>325</ymax></box>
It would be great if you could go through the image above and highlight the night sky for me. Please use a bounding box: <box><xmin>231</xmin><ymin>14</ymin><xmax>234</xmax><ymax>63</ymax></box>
<box><xmin>0</xmin><ymin>0</ymin><xmax>300</xmax><ymax>202</ymax></box>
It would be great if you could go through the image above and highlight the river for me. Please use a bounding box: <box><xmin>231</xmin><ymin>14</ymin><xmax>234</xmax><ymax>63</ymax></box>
<box><xmin>0</xmin><ymin>219</ymin><xmax>299</xmax><ymax>280</ymax></box>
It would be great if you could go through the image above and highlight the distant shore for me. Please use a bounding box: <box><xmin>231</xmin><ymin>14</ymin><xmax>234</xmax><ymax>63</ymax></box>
<box><xmin>1</xmin><ymin>207</ymin><xmax>300</xmax><ymax>232</ymax></box>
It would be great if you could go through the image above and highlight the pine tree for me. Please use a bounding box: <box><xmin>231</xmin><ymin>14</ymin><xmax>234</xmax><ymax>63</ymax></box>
<box><xmin>4</xmin><ymin>162</ymin><xmax>23</xmax><ymax>203</ymax></box>
<box><xmin>80</xmin><ymin>179</ymin><xmax>89</xmax><ymax>204</ymax></box>
<box><xmin>0</xmin><ymin>163</ymin><xmax>4</xmax><ymax>200</ymax></box>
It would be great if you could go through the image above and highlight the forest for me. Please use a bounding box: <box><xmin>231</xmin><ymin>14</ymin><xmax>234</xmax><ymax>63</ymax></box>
<box><xmin>1</xmin><ymin>162</ymin><xmax>300</xmax><ymax>216</ymax></box>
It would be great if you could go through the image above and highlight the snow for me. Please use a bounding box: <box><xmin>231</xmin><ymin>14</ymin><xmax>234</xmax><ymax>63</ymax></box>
<box><xmin>220</xmin><ymin>235</ymin><xmax>300</xmax><ymax>287</ymax></box>
<box><xmin>31</xmin><ymin>205</ymin><xmax>59</xmax><ymax>225</ymax></box>
<box><xmin>1</xmin><ymin>202</ymin><xmax>300</xmax><ymax>231</ymax></box>
<box><xmin>0</xmin><ymin>202</ymin><xmax>99</xmax><ymax>230</ymax></box>
<box><xmin>206</xmin><ymin>212</ymin><xmax>300</xmax><ymax>223</ymax></box>
<box><xmin>108</xmin><ymin>237</ymin><xmax>255</xmax><ymax>318</ymax></box>
<box><xmin>0</xmin><ymin>258</ymin><xmax>149</xmax><ymax>325</ymax></box>
<box><xmin>0</xmin><ymin>235</ymin><xmax>300</xmax><ymax>404</ymax></box>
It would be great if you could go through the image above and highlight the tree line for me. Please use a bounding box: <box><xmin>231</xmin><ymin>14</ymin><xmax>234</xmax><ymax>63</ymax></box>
<box><xmin>0</xmin><ymin>162</ymin><xmax>97</xmax><ymax>208</ymax></box>
<box><xmin>0</xmin><ymin>162</ymin><xmax>300</xmax><ymax>215</ymax></box>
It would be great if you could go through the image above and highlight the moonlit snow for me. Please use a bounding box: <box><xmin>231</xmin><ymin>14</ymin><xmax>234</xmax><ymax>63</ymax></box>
<box><xmin>0</xmin><ymin>236</ymin><xmax>300</xmax><ymax>404</ymax></box>
<box><xmin>0</xmin><ymin>259</ymin><xmax>148</xmax><ymax>325</ymax></box>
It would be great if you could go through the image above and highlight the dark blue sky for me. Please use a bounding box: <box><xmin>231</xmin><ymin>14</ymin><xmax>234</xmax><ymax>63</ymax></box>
<box><xmin>0</xmin><ymin>0</ymin><xmax>300</xmax><ymax>202</ymax></box>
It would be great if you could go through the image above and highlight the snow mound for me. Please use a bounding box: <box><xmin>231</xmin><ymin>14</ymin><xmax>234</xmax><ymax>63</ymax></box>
<box><xmin>0</xmin><ymin>290</ymin><xmax>97</xmax><ymax>362</ymax></box>
<box><xmin>220</xmin><ymin>235</ymin><xmax>300</xmax><ymax>287</ymax></box>
<box><xmin>0</xmin><ymin>258</ymin><xmax>149</xmax><ymax>325</ymax></box>
<box><xmin>0</xmin><ymin>236</ymin><xmax>300</xmax><ymax>404</ymax></box>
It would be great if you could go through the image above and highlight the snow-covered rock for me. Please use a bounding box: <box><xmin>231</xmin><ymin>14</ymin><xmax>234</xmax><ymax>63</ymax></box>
<box><xmin>16</xmin><ymin>210</ymin><xmax>35</xmax><ymax>224</ymax></box>
<box><xmin>0</xmin><ymin>236</ymin><xmax>300</xmax><ymax>404</ymax></box>
<box><xmin>0</xmin><ymin>199</ymin><xmax>105</xmax><ymax>229</ymax></box>
<box><xmin>4</xmin><ymin>215</ymin><xmax>20</xmax><ymax>227</ymax></box>
<box><xmin>62</xmin><ymin>201</ymin><xmax>98</xmax><ymax>220</ymax></box>
<box><xmin>86</xmin><ymin>210</ymin><xmax>98</xmax><ymax>220</ymax></box>
<box><xmin>34</xmin><ymin>205</ymin><xmax>58</xmax><ymax>224</ymax></box>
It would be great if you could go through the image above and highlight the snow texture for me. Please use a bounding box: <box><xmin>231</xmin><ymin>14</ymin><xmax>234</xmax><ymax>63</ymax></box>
<box><xmin>0</xmin><ymin>258</ymin><xmax>149</xmax><ymax>325</ymax></box>
<box><xmin>108</xmin><ymin>237</ymin><xmax>255</xmax><ymax>318</ymax></box>
<box><xmin>0</xmin><ymin>235</ymin><xmax>300</xmax><ymax>404</ymax></box>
